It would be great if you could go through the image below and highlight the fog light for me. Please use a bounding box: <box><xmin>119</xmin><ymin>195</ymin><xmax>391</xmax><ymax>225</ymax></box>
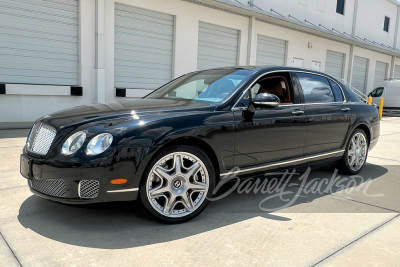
<box><xmin>111</xmin><ymin>179</ymin><xmax>128</xmax><ymax>185</ymax></box>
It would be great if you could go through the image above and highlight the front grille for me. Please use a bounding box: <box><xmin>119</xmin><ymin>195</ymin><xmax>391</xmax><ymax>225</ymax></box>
<box><xmin>27</xmin><ymin>123</ymin><xmax>57</xmax><ymax>155</ymax></box>
<box><xmin>78</xmin><ymin>180</ymin><xmax>100</xmax><ymax>199</ymax></box>
<box><xmin>30</xmin><ymin>178</ymin><xmax>67</xmax><ymax>198</ymax></box>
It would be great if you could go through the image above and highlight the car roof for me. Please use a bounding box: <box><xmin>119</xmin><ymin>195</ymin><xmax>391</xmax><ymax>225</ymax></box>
<box><xmin>198</xmin><ymin>65</ymin><xmax>337</xmax><ymax>80</ymax></box>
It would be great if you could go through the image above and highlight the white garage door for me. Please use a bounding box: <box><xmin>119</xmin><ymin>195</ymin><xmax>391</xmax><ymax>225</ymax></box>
<box><xmin>394</xmin><ymin>65</ymin><xmax>400</xmax><ymax>78</ymax></box>
<box><xmin>351</xmin><ymin>56</ymin><xmax>369</xmax><ymax>94</ymax></box>
<box><xmin>325</xmin><ymin>50</ymin><xmax>345</xmax><ymax>80</ymax></box>
<box><xmin>373</xmin><ymin>61</ymin><xmax>388</xmax><ymax>89</ymax></box>
<box><xmin>115</xmin><ymin>4</ymin><xmax>174</xmax><ymax>89</ymax></box>
<box><xmin>256</xmin><ymin>35</ymin><xmax>287</xmax><ymax>66</ymax></box>
<box><xmin>0</xmin><ymin>0</ymin><xmax>79</xmax><ymax>85</ymax></box>
<box><xmin>197</xmin><ymin>22</ymin><xmax>239</xmax><ymax>70</ymax></box>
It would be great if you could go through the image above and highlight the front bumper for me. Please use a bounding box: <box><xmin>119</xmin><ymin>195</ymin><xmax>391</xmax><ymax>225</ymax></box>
<box><xmin>20</xmin><ymin>153</ymin><xmax>139</xmax><ymax>204</ymax></box>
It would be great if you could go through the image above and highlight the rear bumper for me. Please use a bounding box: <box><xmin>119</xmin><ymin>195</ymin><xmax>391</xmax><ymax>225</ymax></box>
<box><xmin>20</xmin><ymin>153</ymin><xmax>139</xmax><ymax>204</ymax></box>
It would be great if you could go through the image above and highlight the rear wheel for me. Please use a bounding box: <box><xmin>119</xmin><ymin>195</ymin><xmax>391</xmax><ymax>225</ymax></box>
<box><xmin>338</xmin><ymin>128</ymin><xmax>368</xmax><ymax>175</ymax></box>
<box><xmin>139</xmin><ymin>145</ymin><xmax>215</xmax><ymax>223</ymax></box>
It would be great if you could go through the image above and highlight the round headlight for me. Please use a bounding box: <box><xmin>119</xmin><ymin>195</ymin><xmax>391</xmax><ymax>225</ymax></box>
<box><xmin>85</xmin><ymin>133</ymin><xmax>113</xmax><ymax>156</ymax></box>
<box><xmin>61</xmin><ymin>131</ymin><xmax>87</xmax><ymax>155</ymax></box>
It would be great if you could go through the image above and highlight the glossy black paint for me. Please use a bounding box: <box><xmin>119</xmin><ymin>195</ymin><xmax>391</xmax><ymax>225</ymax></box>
<box><xmin>20</xmin><ymin>66</ymin><xmax>380</xmax><ymax>204</ymax></box>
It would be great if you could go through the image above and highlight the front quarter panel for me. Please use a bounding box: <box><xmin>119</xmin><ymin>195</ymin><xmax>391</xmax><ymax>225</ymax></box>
<box><xmin>113</xmin><ymin>109</ymin><xmax>236</xmax><ymax>188</ymax></box>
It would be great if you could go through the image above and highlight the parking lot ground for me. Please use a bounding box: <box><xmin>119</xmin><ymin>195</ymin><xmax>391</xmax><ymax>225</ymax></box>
<box><xmin>0</xmin><ymin>118</ymin><xmax>399</xmax><ymax>267</ymax></box>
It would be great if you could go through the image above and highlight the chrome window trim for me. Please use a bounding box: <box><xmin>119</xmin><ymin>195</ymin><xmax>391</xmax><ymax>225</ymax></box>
<box><xmin>220</xmin><ymin>149</ymin><xmax>345</xmax><ymax>176</ymax></box>
<box><xmin>231</xmin><ymin>69</ymin><xmax>348</xmax><ymax>111</ymax></box>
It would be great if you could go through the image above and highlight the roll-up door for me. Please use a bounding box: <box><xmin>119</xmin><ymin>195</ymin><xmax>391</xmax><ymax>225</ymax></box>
<box><xmin>394</xmin><ymin>65</ymin><xmax>400</xmax><ymax>77</ymax></box>
<box><xmin>0</xmin><ymin>0</ymin><xmax>79</xmax><ymax>85</ymax></box>
<box><xmin>197</xmin><ymin>22</ymin><xmax>239</xmax><ymax>70</ymax></box>
<box><xmin>325</xmin><ymin>50</ymin><xmax>345</xmax><ymax>80</ymax></box>
<box><xmin>256</xmin><ymin>35</ymin><xmax>287</xmax><ymax>66</ymax></box>
<box><xmin>115</xmin><ymin>4</ymin><xmax>174</xmax><ymax>89</ymax></box>
<box><xmin>351</xmin><ymin>56</ymin><xmax>369</xmax><ymax>93</ymax></box>
<box><xmin>373</xmin><ymin>61</ymin><xmax>388</xmax><ymax>89</ymax></box>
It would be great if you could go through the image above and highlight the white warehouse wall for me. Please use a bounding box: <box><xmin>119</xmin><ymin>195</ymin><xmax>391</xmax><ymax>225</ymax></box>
<box><xmin>105</xmin><ymin>0</ymin><xmax>249</xmax><ymax>103</ymax></box>
<box><xmin>254</xmin><ymin>0</ymin><xmax>356</xmax><ymax>35</ymax></box>
<box><xmin>0</xmin><ymin>0</ymin><xmax>96</xmax><ymax>124</ymax></box>
<box><xmin>353</xmin><ymin>46</ymin><xmax>393</xmax><ymax>94</ymax></box>
<box><xmin>254</xmin><ymin>19</ymin><xmax>351</xmax><ymax>81</ymax></box>
<box><xmin>0</xmin><ymin>0</ymin><xmax>400</xmax><ymax>125</ymax></box>
<box><xmin>355</xmin><ymin>0</ymin><xmax>398</xmax><ymax>47</ymax></box>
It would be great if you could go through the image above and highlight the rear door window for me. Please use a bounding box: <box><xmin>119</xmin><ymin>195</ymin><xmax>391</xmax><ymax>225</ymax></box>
<box><xmin>296</xmin><ymin>73</ymin><xmax>335</xmax><ymax>103</ymax></box>
<box><xmin>328</xmin><ymin>80</ymin><xmax>344</xmax><ymax>102</ymax></box>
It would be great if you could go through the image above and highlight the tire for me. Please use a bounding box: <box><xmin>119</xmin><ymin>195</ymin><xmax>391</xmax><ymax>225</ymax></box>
<box><xmin>337</xmin><ymin>128</ymin><xmax>369</xmax><ymax>175</ymax></box>
<box><xmin>139</xmin><ymin>145</ymin><xmax>215</xmax><ymax>223</ymax></box>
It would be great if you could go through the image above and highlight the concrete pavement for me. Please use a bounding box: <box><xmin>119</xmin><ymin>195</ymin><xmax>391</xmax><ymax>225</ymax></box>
<box><xmin>0</xmin><ymin>118</ymin><xmax>399</xmax><ymax>266</ymax></box>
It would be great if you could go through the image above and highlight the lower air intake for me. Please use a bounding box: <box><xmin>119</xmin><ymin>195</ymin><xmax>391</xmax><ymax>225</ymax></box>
<box><xmin>30</xmin><ymin>178</ymin><xmax>67</xmax><ymax>198</ymax></box>
<box><xmin>78</xmin><ymin>180</ymin><xmax>100</xmax><ymax>199</ymax></box>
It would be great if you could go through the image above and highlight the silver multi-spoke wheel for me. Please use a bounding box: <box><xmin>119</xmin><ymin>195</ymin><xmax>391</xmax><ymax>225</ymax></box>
<box><xmin>347</xmin><ymin>132</ymin><xmax>367</xmax><ymax>172</ymax></box>
<box><xmin>146</xmin><ymin>152</ymin><xmax>209</xmax><ymax>218</ymax></box>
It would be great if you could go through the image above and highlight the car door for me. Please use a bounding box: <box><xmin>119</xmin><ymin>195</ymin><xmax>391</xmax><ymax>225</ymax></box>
<box><xmin>232</xmin><ymin>72</ymin><xmax>307</xmax><ymax>170</ymax></box>
<box><xmin>294</xmin><ymin>72</ymin><xmax>351</xmax><ymax>158</ymax></box>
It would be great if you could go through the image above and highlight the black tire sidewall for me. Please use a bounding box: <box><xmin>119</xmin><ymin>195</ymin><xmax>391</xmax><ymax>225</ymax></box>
<box><xmin>139</xmin><ymin>145</ymin><xmax>215</xmax><ymax>223</ymax></box>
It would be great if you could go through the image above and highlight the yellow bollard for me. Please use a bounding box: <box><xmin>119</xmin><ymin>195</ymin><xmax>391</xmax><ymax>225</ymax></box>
<box><xmin>378</xmin><ymin>97</ymin><xmax>384</xmax><ymax>120</ymax></box>
<box><xmin>368</xmin><ymin>96</ymin><xmax>372</xmax><ymax>105</ymax></box>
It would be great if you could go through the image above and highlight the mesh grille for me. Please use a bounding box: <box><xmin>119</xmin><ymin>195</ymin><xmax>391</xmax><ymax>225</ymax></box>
<box><xmin>27</xmin><ymin>123</ymin><xmax>57</xmax><ymax>155</ymax></box>
<box><xmin>79</xmin><ymin>180</ymin><xmax>100</xmax><ymax>199</ymax></box>
<box><xmin>30</xmin><ymin>179</ymin><xmax>67</xmax><ymax>198</ymax></box>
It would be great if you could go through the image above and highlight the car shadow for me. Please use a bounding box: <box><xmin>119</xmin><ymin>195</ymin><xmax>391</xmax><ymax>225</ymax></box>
<box><xmin>18</xmin><ymin>164</ymin><xmax>391</xmax><ymax>249</ymax></box>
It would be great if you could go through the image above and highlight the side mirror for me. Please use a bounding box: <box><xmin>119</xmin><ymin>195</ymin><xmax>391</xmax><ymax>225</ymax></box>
<box><xmin>253</xmin><ymin>93</ymin><xmax>280</xmax><ymax>108</ymax></box>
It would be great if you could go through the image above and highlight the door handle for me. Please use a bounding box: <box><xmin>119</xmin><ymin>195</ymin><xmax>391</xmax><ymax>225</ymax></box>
<box><xmin>341</xmin><ymin>107</ymin><xmax>351</xmax><ymax>112</ymax></box>
<box><xmin>292</xmin><ymin>110</ymin><xmax>305</xmax><ymax>116</ymax></box>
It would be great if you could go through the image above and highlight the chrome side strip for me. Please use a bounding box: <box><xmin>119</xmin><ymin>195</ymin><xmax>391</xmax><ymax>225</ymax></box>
<box><xmin>370</xmin><ymin>138</ymin><xmax>379</xmax><ymax>143</ymax></box>
<box><xmin>220</xmin><ymin>150</ymin><xmax>345</xmax><ymax>176</ymax></box>
<box><xmin>107</xmin><ymin>188</ymin><xmax>139</xmax><ymax>193</ymax></box>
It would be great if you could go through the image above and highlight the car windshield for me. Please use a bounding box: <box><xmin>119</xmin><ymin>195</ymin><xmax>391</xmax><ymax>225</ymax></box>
<box><xmin>145</xmin><ymin>69</ymin><xmax>254</xmax><ymax>103</ymax></box>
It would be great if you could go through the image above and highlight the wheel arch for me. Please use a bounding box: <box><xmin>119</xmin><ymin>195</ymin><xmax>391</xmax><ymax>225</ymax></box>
<box><xmin>137</xmin><ymin>136</ymin><xmax>221</xmax><ymax>186</ymax></box>
<box><xmin>158</xmin><ymin>136</ymin><xmax>220</xmax><ymax>179</ymax></box>
<box><xmin>355</xmin><ymin>123</ymin><xmax>371</xmax><ymax>144</ymax></box>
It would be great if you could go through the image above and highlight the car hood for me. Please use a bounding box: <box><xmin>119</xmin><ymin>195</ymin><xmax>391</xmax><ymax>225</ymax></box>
<box><xmin>41</xmin><ymin>99</ymin><xmax>216</xmax><ymax>129</ymax></box>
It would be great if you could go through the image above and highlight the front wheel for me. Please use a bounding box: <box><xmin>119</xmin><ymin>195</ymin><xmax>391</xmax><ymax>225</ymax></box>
<box><xmin>139</xmin><ymin>145</ymin><xmax>215</xmax><ymax>223</ymax></box>
<box><xmin>338</xmin><ymin>128</ymin><xmax>369</xmax><ymax>175</ymax></box>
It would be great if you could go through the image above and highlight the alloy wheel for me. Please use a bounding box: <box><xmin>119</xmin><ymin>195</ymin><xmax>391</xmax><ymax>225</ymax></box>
<box><xmin>347</xmin><ymin>132</ymin><xmax>367</xmax><ymax>172</ymax></box>
<box><xmin>146</xmin><ymin>152</ymin><xmax>209</xmax><ymax>218</ymax></box>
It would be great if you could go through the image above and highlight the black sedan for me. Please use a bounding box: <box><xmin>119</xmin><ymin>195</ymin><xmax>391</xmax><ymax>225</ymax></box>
<box><xmin>20</xmin><ymin>66</ymin><xmax>380</xmax><ymax>223</ymax></box>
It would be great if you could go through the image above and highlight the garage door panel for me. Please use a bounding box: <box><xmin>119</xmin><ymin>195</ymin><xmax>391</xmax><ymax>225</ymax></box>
<box><xmin>325</xmin><ymin>50</ymin><xmax>345</xmax><ymax>80</ymax></box>
<box><xmin>197</xmin><ymin>42</ymin><xmax>238</xmax><ymax>54</ymax></box>
<box><xmin>115</xmin><ymin>5</ymin><xmax>173</xmax><ymax>21</ymax></box>
<box><xmin>115</xmin><ymin>27</ymin><xmax>173</xmax><ymax>40</ymax></box>
<box><xmin>197</xmin><ymin>22</ymin><xmax>239</xmax><ymax>70</ymax></box>
<box><xmin>351</xmin><ymin>56</ymin><xmax>368</xmax><ymax>93</ymax></box>
<box><xmin>373</xmin><ymin>61</ymin><xmax>388</xmax><ymax>89</ymax></box>
<box><xmin>198</xmin><ymin>28</ymin><xmax>239</xmax><ymax>40</ymax></box>
<box><xmin>0</xmin><ymin>0</ymin><xmax>79</xmax><ymax>85</ymax></box>
<box><xmin>115</xmin><ymin>37</ymin><xmax>173</xmax><ymax>51</ymax></box>
<box><xmin>115</xmin><ymin>4</ymin><xmax>174</xmax><ymax>89</ymax></box>
<box><xmin>256</xmin><ymin>35</ymin><xmax>286</xmax><ymax>66</ymax></box>
<box><xmin>394</xmin><ymin>65</ymin><xmax>400</xmax><ymax>77</ymax></box>
<box><xmin>0</xmin><ymin>4</ymin><xmax>78</xmax><ymax>23</ymax></box>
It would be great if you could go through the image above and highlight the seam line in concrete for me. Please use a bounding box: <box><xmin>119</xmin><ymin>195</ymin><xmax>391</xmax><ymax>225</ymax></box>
<box><xmin>331</xmin><ymin>194</ymin><xmax>400</xmax><ymax>213</ymax></box>
<box><xmin>368</xmin><ymin>156</ymin><xmax>400</xmax><ymax>162</ymax></box>
<box><xmin>311</xmin><ymin>214</ymin><xmax>400</xmax><ymax>266</ymax></box>
<box><xmin>0</xmin><ymin>232</ymin><xmax>23</xmax><ymax>267</ymax></box>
